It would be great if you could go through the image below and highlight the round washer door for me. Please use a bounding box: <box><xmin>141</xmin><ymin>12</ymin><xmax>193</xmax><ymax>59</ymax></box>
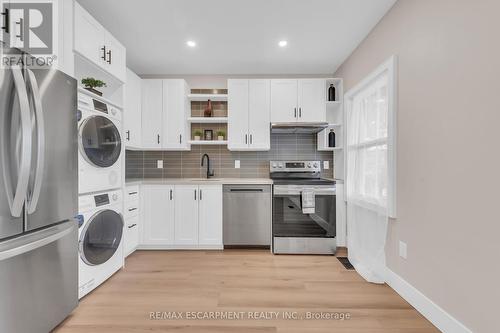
<box><xmin>80</xmin><ymin>115</ymin><xmax>121</xmax><ymax>168</ymax></box>
<box><xmin>80</xmin><ymin>210</ymin><xmax>123</xmax><ymax>266</ymax></box>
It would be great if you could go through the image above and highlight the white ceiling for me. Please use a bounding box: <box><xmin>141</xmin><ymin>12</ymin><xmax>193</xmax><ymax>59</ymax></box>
<box><xmin>77</xmin><ymin>0</ymin><xmax>397</xmax><ymax>75</ymax></box>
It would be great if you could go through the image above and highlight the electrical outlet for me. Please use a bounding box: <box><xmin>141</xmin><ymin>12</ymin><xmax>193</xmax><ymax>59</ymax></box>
<box><xmin>399</xmin><ymin>241</ymin><xmax>407</xmax><ymax>259</ymax></box>
<box><xmin>157</xmin><ymin>160</ymin><xmax>163</xmax><ymax>169</ymax></box>
<box><xmin>323</xmin><ymin>161</ymin><xmax>329</xmax><ymax>169</ymax></box>
<box><xmin>234</xmin><ymin>160</ymin><xmax>240</xmax><ymax>169</ymax></box>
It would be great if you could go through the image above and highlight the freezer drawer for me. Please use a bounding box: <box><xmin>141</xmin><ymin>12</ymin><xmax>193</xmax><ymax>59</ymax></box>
<box><xmin>0</xmin><ymin>221</ymin><xmax>78</xmax><ymax>333</ymax></box>
<box><xmin>223</xmin><ymin>185</ymin><xmax>272</xmax><ymax>246</ymax></box>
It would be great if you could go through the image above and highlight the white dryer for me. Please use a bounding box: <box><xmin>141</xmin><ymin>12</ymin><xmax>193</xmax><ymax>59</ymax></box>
<box><xmin>78</xmin><ymin>91</ymin><xmax>123</xmax><ymax>194</ymax></box>
<box><xmin>78</xmin><ymin>189</ymin><xmax>124</xmax><ymax>299</ymax></box>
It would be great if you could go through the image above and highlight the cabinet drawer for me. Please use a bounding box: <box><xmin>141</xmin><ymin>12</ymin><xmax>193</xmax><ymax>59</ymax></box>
<box><xmin>125</xmin><ymin>215</ymin><xmax>139</xmax><ymax>257</ymax></box>
<box><xmin>125</xmin><ymin>200</ymin><xmax>140</xmax><ymax>217</ymax></box>
<box><xmin>126</xmin><ymin>185</ymin><xmax>140</xmax><ymax>202</ymax></box>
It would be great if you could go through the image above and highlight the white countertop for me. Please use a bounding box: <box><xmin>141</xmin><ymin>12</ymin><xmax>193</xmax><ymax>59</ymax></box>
<box><xmin>125</xmin><ymin>178</ymin><xmax>274</xmax><ymax>186</ymax></box>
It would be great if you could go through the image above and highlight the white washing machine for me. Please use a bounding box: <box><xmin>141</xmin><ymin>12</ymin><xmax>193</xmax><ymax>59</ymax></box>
<box><xmin>78</xmin><ymin>91</ymin><xmax>123</xmax><ymax>194</ymax></box>
<box><xmin>78</xmin><ymin>189</ymin><xmax>124</xmax><ymax>299</ymax></box>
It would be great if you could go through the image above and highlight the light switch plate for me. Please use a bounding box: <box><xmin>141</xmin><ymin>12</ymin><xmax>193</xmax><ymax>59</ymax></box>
<box><xmin>399</xmin><ymin>241</ymin><xmax>407</xmax><ymax>259</ymax></box>
<box><xmin>323</xmin><ymin>161</ymin><xmax>329</xmax><ymax>169</ymax></box>
<box><xmin>157</xmin><ymin>160</ymin><xmax>163</xmax><ymax>169</ymax></box>
<box><xmin>235</xmin><ymin>160</ymin><xmax>240</xmax><ymax>169</ymax></box>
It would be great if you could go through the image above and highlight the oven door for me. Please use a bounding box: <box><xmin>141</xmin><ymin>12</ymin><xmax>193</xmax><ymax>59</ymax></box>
<box><xmin>272</xmin><ymin>185</ymin><xmax>336</xmax><ymax>238</ymax></box>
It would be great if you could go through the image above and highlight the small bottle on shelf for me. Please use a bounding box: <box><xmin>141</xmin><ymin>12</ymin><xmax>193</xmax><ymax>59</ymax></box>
<box><xmin>328</xmin><ymin>84</ymin><xmax>336</xmax><ymax>102</ymax></box>
<box><xmin>328</xmin><ymin>129</ymin><xmax>336</xmax><ymax>148</ymax></box>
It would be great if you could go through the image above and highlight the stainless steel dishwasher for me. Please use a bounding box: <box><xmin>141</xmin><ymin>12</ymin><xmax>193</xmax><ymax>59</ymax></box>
<box><xmin>223</xmin><ymin>185</ymin><xmax>272</xmax><ymax>247</ymax></box>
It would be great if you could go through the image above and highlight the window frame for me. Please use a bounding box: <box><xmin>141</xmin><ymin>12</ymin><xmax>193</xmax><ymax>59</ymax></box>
<box><xmin>344</xmin><ymin>55</ymin><xmax>397</xmax><ymax>218</ymax></box>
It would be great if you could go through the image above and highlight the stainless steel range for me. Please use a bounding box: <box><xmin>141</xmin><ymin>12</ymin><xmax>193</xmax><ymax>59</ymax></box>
<box><xmin>270</xmin><ymin>161</ymin><xmax>336</xmax><ymax>254</ymax></box>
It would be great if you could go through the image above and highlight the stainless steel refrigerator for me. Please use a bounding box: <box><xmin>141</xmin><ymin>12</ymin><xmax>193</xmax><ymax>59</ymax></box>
<box><xmin>0</xmin><ymin>44</ymin><xmax>78</xmax><ymax>332</ymax></box>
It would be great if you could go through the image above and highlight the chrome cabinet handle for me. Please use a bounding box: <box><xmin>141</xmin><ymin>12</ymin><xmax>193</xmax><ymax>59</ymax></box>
<box><xmin>127</xmin><ymin>224</ymin><xmax>137</xmax><ymax>229</ymax></box>
<box><xmin>299</xmin><ymin>107</ymin><xmax>302</xmax><ymax>118</ymax></box>
<box><xmin>128</xmin><ymin>207</ymin><xmax>137</xmax><ymax>212</ymax></box>
<box><xmin>101</xmin><ymin>46</ymin><xmax>107</xmax><ymax>61</ymax></box>
<box><xmin>128</xmin><ymin>191</ymin><xmax>138</xmax><ymax>195</ymax></box>
<box><xmin>15</xmin><ymin>17</ymin><xmax>23</xmax><ymax>41</ymax></box>
<box><xmin>294</xmin><ymin>107</ymin><xmax>297</xmax><ymax>118</ymax></box>
<box><xmin>179</xmin><ymin>134</ymin><xmax>182</xmax><ymax>144</ymax></box>
<box><xmin>250</xmin><ymin>134</ymin><xmax>253</xmax><ymax>145</ymax></box>
<box><xmin>4</xmin><ymin>66</ymin><xmax>32</xmax><ymax>217</ymax></box>
<box><xmin>1</xmin><ymin>8</ymin><xmax>9</xmax><ymax>34</ymax></box>
<box><xmin>157</xmin><ymin>134</ymin><xmax>160</xmax><ymax>144</ymax></box>
<box><xmin>194</xmin><ymin>189</ymin><xmax>197</xmax><ymax>200</ymax></box>
<box><xmin>245</xmin><ymin>134</ymin><xmax>248</xmax><ymax>144</ymax></box>
<box><xmin>26</xmin><ymin>69</ymin><xmax>45</xmax><ymax>214</ymax></box>
<box><xmin>126</xmin><ymin>130</ymin><xmax>130</xmax><ymax>141</ymax></box>
<box><xmin>199</xmin><ymin>189</ymin><xmax>202</xmax><ymax>201</ymax></box>
<box><xmin>107</xmin><ymin>50</ymin><xmax>112</xmax><ymax>64</ymax></box>
<box><xmin>169</xmin><ymin>189</ymin><xmax>173</xmax><ymax>200</ymax></box>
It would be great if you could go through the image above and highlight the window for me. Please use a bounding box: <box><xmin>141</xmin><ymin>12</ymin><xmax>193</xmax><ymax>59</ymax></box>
<box><xmin>345</xmin><ymin>56</ymin><xmax>396</xmax><ymax>217</ymax></box>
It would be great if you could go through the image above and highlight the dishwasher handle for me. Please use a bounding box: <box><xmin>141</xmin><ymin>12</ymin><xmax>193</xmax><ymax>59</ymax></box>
<box><xmin>230</xmin><ymin>188</ymin><xmax>263</xmax><ymax>192</ymax></box>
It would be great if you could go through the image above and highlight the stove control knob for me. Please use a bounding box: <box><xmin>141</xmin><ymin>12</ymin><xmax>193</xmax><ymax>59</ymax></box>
<box><xmin>313</xmin><ymin>162</ymin><xmax>319</xmax><ymax>168</ymax></box>
<box><xmin>278</xmin><ymin>163</ymin><xmax>283</xmax><ymax>168</ymax></box>
<box><xmin>272</xmin><ymin>163</ymin><xmax>277</xmax><ymax>169</ymax></box>
<box><xmin>307</xmin><ymin>163</ymin><xmax>312</xmax><ymax>168</ymax></box>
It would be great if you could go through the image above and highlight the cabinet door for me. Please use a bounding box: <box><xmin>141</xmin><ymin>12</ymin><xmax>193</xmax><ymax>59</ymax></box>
<box><xmin>174</xmin><ymin>185</ymin><xmax>199</xmax><ymax>245</ymax></box>
<box><xmin>162</xmin><ymin>79</ymin><xmax>188</xmax><ymax>150</ymax></box>
<box><xmin>125</xmin><ymin>68</ymin><xmax>142</xmax><ymax>148</ymax></box>
<box><xmin>0</xmin><ymin>0</ymin><xmax>8</xmax><ymax>43</ymax></box>
<box><xmin>270</xmin><ymin>79</ymin><xmax>297</xmax><ymax>122</ymax></box>
<box><xmin>142</xmin><ymin>186</ymin><xmax>175</xmax><ymax>245</ymax></box>
<box><xmin>249</xmin><ymin>80</ymin><xmax>271</xmax><ymax>150</ymax></box>
<box><xmin>198</xmin><ymin>185</ymin><xmax>223</xmax><ymax>246</ymax></box>
<box><xmin>74</xmin><ymin>2</ymin><xmax>105</xmax><ymax>66</ymax></box>
<box><xmin>298</xmin><ymin>79</ymin><xmax>326</xmax><ymax>122</ymax></box>
<box><xmin>227</xmin><ymin>79</ymin><xmax>249</xmax><ymax>151</ymax></box>
<box><xmin>141</xmin><ymin>80</ymin><xmax>163</xmax><ymax>148</ymax></box>
<box><xmin>104</xmin><ymin>31</ymin><xmax>126</xmax><ymax>82</ymax></box>
<box><xmin>125</xmin><ymin>215</ymin><xmax>139</xmax><ymax>256</ymax></box>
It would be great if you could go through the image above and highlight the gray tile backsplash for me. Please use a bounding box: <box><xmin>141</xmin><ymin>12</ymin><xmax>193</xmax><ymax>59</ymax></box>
<box><xmin>126</xmin><ymin>134</ymin><xmax>334</xmax><ymax>179</ymax></box>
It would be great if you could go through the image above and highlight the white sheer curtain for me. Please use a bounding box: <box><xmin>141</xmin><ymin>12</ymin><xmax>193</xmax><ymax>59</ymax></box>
<box><xmin>345</xmin><ymin>57</ymin><xmax>396</xmax><ymax>284</ymax></box>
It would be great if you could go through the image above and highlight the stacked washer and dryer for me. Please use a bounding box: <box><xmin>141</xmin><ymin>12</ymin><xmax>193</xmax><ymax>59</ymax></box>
<box><xmin>77</xmin><ymin>91</ymin><xmax>125</xmax><ymax>299</ymax></box>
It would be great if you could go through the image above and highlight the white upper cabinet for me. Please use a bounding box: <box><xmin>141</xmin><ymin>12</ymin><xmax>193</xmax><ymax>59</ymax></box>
<box><xmin>297</xmin><ymin>79</ymin><xmax>326</xmax><ymax>122</ymax></box>
<box><xmin>141</xmin><ymin>79</ymin><xmax>163</xmax><ymax>148</ymax></box>
<box><xmin>174</xmin><ymin>185</ymin><xmax>199</xmax><ymax>246</ymax></box>
<box><xmin>142</xmin><ymin>186</ymin><xmax>175</xmax><ymax>246</ymax></box>
<box><xmin>228</xmin><ymin>79</ymin><xmax>270</xmax><ymax>151</ymax></box>
<box><xmin>271</xmin><ymin>79</ymin><xmax>326</xmax><ymax>123</ymax></box>
<box><xmin>125</xmin><ymin>68</ymin><xmax>142</xmax><ymax>149</ymax></box>
<box><xmin>248</xmin><ymin>80</ymin><xmax>271</xmax><ymax>150</ymax></box>
<box><xmin>104</xmin><ymin>31</ymin><xmax>126</xmax><ymax>82</ymax></box>
<box><xmin>162</xmin><ymin>79</ymin><xmax>189</xmax><ymax>150</ymax></box>
<box><xmin>228</xmin><ymin>79</ymin><xmax>249</xmax><ymax>150</ymax></box>
<box><xmin>198</xmin><ymin>185</ymin><xmax>223</xmax><ymax>246</ymax></box>
<box><xmin>270</xmin><ymin>79</ymin><xmax>298</xmax><ymax>122</ymax></box>
<box><xmin>74</xmin><ymin>2</ymin><xmax>104</xmax><ymax>66</ymax></box>
<box><xmin>74</xmin><ymin>2</ymin><xmax>126</xmax><ymax>82</ymax></box>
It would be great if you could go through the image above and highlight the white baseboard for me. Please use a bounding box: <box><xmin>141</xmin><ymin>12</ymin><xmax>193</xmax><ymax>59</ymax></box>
<box><xmin>385</xmin><ymin>269</ymin><xmax>472</xmax><ymax>333</ymax></box>
<box><xmin>137</xmin><ymin>244</ymin><xmax>223</xmax><ymax>250</ymax></box>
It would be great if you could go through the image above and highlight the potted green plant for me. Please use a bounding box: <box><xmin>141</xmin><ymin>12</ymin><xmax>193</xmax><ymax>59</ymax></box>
<box><xmin>194</xmin><ymin>130</ymin><xmax>203</xmax><ymax>141</ymax></box>
<box><xmin>216</xmin><ymin>130</ymin><xmax>226</xmax><ymax>141</ymax></box>
<box><xmin>81</xmin><ymin>77</ymin><xmax>107</xmax><ymax>96</ymax></box>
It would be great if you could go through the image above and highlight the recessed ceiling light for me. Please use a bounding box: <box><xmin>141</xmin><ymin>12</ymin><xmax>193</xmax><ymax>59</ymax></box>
<box><xmin>278</xmin><ymin>40</ymin><xmax>288</xmax><ymax>47</ymax></box>
<box><xmin>186</xmin><ymin>40</ymin><xmax>197</xmax><ymax>48</ymax></box>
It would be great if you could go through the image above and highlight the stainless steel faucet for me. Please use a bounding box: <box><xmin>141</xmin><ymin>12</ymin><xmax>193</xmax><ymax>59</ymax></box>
<box><xmin>201</xmin><ymin>153</ymin><xmax>215</xmax><ymax>178</ymax></box>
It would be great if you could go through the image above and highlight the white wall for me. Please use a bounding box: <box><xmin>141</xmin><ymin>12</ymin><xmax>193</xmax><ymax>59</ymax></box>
<box><xmin>334</xmin><ymin>1</ymin><xmax>500</xmax><ymax>332</ymax></box>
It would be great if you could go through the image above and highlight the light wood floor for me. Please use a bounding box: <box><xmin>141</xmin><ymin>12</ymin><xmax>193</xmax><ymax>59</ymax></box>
<box><xmin>54</xmin><ymin>250</ymin><xmax>439</xmax><ymax>333</ymax></box>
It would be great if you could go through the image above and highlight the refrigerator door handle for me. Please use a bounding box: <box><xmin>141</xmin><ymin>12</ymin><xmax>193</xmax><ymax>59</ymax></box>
<box><xmin>0</xmin><ymin>222</ymin><xmax>73</xmax><ymax>261</ymax></box>
<box><xmin>26</xmin><ymin>69</ymin><xmax>45</xmax><ymax>214</ymax></box>
<box><xmin>3</xmin><ymin>66</ymin><xmax>32</xmax><ymax>217</ymax></box>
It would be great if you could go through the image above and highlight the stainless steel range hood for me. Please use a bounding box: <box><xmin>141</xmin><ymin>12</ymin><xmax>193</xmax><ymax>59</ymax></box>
<box><xmin>271</xmin><ymin>122</ymin><xmax>329</xmax><ymax>134</ymax></box>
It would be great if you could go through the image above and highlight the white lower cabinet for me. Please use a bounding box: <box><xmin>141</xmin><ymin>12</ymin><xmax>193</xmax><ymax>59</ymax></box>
<box><xmin>141</xmin><ymin>185</ymin><xmax>175</xmax><ymax>246</ymax></box>
<box><xmin>124</xmin><ymin>215</ymin><xmax>139</xmax><ymax>256</ymax></box>
<box><xmin>174</xmin><ymin>185</ymin><xmax>199</xmax><ymax>245</ymax></box>
<box><xmin>198</xmin><ymin>185</ymin><xmax>223</xmax><ymax>246</ymax></box>
<box><xmin>140</xmin><ymin>184</ymin><xmax>223</xmax><ymax>249</ymax></box>
<box><xmin>124</xmin><ymin>185</ymin><xmax>141</xmax><ymax>257</ymax></box>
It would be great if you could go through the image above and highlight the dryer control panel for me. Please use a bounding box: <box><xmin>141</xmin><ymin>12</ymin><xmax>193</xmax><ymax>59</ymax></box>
<box><xmin>78</xmin><ymin>189</ymin><xmax>122</xmax><ymax>213</ymax></box>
